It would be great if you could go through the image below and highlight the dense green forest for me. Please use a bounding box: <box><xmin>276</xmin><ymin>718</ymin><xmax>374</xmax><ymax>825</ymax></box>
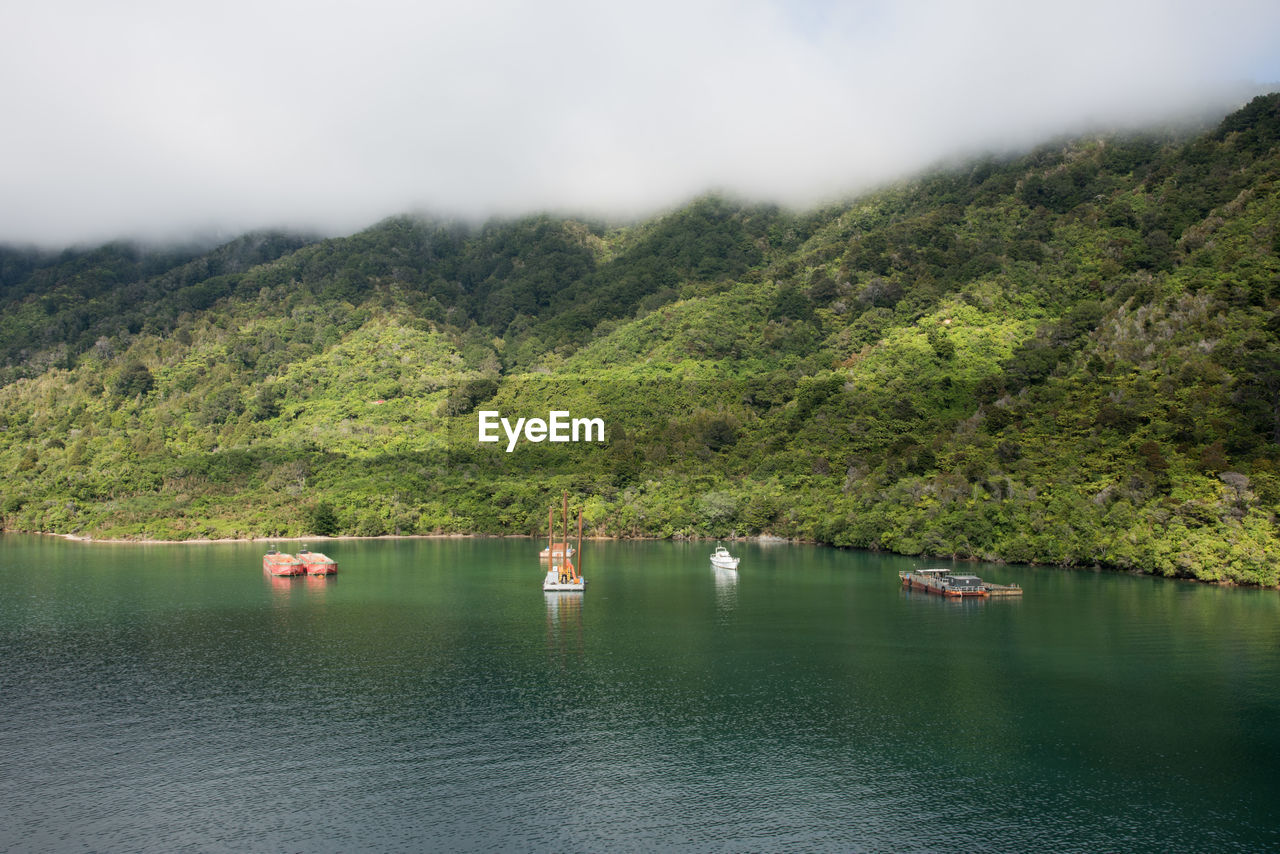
<box><xmin>2</xmin><ymin>94</ymin><xmax>1280</xmax><ymax>585</ymax></box>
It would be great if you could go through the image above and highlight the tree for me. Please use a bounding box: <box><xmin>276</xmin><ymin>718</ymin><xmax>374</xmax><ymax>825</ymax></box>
<box><xmin>441</xmin><ymin>378</ymin><xmax>499</xmax><ymax>416</ymax></box>
<box><xmin>307</xmin><ymin>502</ymin><xmax>338</xmax><ymax>536</ymax></box>
<box><xmin>113</xmin><ymin>362</ymin><xmax>154</xmax><ymax>398</ymax></box>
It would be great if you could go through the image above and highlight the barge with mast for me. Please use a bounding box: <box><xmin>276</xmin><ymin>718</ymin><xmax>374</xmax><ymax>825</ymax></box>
<box><xmin>543</xmin><ymin>492</ymin><xmax>585</xmax><ymax>592</ymax></box>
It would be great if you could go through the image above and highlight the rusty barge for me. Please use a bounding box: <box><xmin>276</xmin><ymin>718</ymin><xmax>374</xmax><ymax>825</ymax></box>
<box><xmin>297</xmin><ymin>548</ymin><xmax>338</xmax><ymax>576</ymax></box>
<box><xmin>263</xmin><ymin>545</ymin><xmax>337</xmax><ymax>577</ymax></box>
<box><xmin>263</xmin><ymin>549</ymin><xmax>304</xmax><ymax>576</ymax></box>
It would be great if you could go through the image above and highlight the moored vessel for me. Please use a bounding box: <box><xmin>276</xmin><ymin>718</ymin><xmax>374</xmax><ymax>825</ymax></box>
<box><xmin>543</xmin><ymin>493</ymin><xmax>585</xmax><ymax>592</ymax></box>
<box><xmin>898</xmin><ymin>567</ymin><xmax>1022</xmax><ymax>597</ymax></box>
<box><xmin>710</xmin><ymin>543</ymin><xmax>739</xmax><ymax>570</ymax></box>
<box><xmin>298</xmin><ymin>548</ymin><xmax>337</xmax><ymax>575</ymax></box>
<box><xmin>263</xmin><ymin>549</ymin><xmax>304</xmax><ymax>576</ymax></box>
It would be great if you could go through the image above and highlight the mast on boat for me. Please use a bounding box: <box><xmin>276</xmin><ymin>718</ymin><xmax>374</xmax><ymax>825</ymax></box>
<box><xmin>543</xmin><ymin>490</ymin><xmax>584</xmax><ymax>591</ymax></box>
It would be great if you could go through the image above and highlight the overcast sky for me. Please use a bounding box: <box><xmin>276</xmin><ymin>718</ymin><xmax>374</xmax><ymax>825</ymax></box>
<box><xmin>2</xmin><ymin>0</ymin><xmax>1278</xmax><ymax>246</ymax></box>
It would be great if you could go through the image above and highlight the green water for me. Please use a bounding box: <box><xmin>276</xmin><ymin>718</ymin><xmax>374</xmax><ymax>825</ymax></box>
<box><xmin>1</xmin><ymin>535</ymin><xmax>1277</xmax><ymax>851</ymax></box>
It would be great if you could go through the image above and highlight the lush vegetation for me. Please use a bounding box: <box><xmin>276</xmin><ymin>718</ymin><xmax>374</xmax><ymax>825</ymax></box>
<box><xmin>3</xmin><ymin>94</ymin><xmax>1280</xmax><ymax>585</ymax></box>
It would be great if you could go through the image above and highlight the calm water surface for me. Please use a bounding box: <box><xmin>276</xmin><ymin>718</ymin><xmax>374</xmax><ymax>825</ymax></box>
<box><xmin>1</xmin><ymin>535</ymin><xmax>1278</xmax><ymax>852</ymax></box>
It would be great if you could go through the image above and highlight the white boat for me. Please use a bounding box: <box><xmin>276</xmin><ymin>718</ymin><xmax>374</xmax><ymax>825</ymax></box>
<box><xmin>710</xmin><ymin>543</ymin><xmax>739</xmax><ymax>570</ymax></box>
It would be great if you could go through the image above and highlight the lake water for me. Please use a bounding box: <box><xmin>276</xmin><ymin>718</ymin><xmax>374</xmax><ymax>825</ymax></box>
<box><xmin>1</xmin><ymin>535</ymin><xmax>1278</xmax><ymax>852</ymax></box>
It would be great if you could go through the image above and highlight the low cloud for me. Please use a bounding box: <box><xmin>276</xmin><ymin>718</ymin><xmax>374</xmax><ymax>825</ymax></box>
<box><xmin>1</xmin><ymin>0</ymin><xmax>1277</xmax><ymax>245</ymax></box>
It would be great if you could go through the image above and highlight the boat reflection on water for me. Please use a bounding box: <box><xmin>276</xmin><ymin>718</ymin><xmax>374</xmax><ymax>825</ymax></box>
<box><xmin>713</xmin><ymin>566</ymin><xmax>738</xmax><ymax>613</ymax></box>
<box><xmin>265</xmin><ymin>568</ymin><xmax>336</xmax><ymax>598</ymax></box>
<box><xmin>303</xmin><ymin>573</ymin><xmax>334</xmax><ymax>593</ymax></box>
<box><xmin>545</xmin><ymin>591</ymin><xmax>583</xmax><ymax>662</ymax></box>
<box><xmin>266</xmin><ymin>574</ymin><xmax>295</xmax><ymax>593</ymax></box>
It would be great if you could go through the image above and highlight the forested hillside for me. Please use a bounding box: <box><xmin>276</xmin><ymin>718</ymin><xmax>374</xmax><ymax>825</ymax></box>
<box><xmin>3</xmin><ymin>94</ymin><xmax>1279</xmax><ymax>585</ymax></box>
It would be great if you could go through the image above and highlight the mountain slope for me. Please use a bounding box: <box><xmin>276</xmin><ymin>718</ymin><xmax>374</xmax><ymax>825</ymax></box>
<box><xmin>2</xmin><ymin>94</ymin><xmax>1279</xmax><ymax>584</ymax></box>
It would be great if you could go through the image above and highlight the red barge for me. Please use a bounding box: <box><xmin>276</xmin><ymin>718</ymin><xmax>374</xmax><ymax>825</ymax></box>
<box><xmin>298</xmin><ymin>549</ymin><xmax>337</xmax><ymax>575</ymax></box>
<box><xmin>263</xmin><ymin>550</ymin><xmax>304</xmax><ymax>576</ymax></box>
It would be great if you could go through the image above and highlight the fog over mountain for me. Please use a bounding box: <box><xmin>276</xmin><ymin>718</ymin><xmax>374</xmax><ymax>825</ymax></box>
<box><xmin>2</xmin><ymin>0</ymin><xmax>1278</xmax><ymax>246</ymax></box>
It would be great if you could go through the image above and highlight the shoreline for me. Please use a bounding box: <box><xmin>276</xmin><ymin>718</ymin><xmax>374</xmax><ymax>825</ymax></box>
<box><xmin>7</xmin><ymin>530</ymin><xmax>1270</xmax><ymax>590</ymax></box>
<box><xmin>10</xmin><ymin>530</ymin><xmax>797</xmax><ymax>547</ymax></box>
